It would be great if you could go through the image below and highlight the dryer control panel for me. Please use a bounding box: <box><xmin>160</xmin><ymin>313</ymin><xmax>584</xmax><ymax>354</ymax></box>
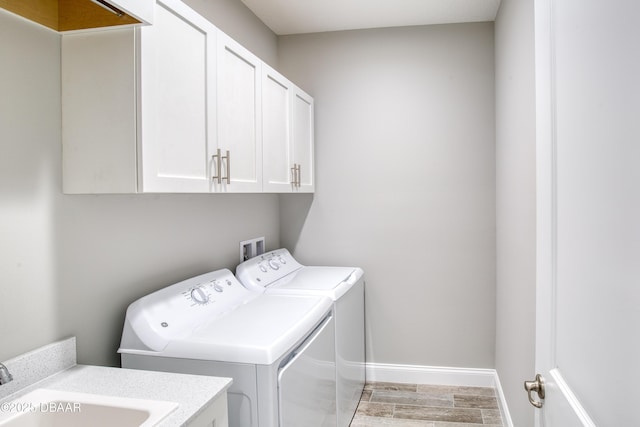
<box><xmin>119</xmin><ymin>269</ymin><xmax>258</xmax><ymax>353</ymax></box>
<box><xmin>236</xmin><ymin>248</ymin><xmax>303</xmax><ymax>291</ymax></box>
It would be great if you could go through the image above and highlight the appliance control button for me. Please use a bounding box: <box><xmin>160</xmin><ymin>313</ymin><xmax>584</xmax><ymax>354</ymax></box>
<box><xmin>190</xmin><ymin>287</ymin><xmax>209</xmax><ymax>305</ymax></box>
<box><xmin>213</xmin><ymin>283</ymin><xmax>224</xmax><ymax>293</ymax></box>
<box><xmin>259</xmin><ymin>264</ymin><xmax>268</xmax><ymax>273</ymax></box>
<box><xmin>278</xmin><ymin>257</ymin><xmax>286</xmax><ymax>264</ymax></box>
<box><xmin>226</xmin><ymin>279</ymin><xmax>232</xmax><ymax>286</ymax></box>
<box><xmin>268</xmin><ymin>260</ymin><xmax>280</xmax><ymax>270</ymax></box>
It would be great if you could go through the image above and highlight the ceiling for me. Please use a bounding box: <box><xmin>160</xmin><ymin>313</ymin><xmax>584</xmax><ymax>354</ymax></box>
<box><xmin>240</xmin><ymin>0</ymin><xmax>502</xmax><ymax>35</ymax></box>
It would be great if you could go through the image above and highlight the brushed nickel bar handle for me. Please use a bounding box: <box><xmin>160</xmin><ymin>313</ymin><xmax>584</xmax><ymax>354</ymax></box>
<box><xmin>296</xmin><ymin>164</ymin><xmax>301</xmax><ymax>187</ymax></box>
<box><xmin>211</xmin><ymin>148</ymin><xmax>222</xmax><ymax>184</ymax></box>
<box><xmin>291</xmin><ymin>164</ymin><xmax>297</xmax><ymax>186</ymax></box>
<box><xmin>223</xmin><ymin>150</ymin><xmax>231</xmax><ymax>184</ymax></box>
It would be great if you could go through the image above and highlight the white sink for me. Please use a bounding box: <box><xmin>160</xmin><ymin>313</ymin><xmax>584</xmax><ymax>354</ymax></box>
<box><xmin>0</xmin><ymin>389</ymin><xmax>178</xmax><ymax>427</ymax></box>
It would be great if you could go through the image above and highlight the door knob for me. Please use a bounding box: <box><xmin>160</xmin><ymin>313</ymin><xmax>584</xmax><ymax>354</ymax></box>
<box><xmin>524</xmin><ymin>374</ymin><xmax>545</xmax><ymax>408</ymax></box>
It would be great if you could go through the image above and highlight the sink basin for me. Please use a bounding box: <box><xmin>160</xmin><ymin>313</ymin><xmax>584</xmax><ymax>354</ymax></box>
<box><xmin>0</xmin><ymin>389</ymin><xmax>178</xmax><ymax>427</ymax></box>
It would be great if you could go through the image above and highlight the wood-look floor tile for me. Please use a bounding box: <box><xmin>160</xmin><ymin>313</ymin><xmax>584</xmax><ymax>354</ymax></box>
<box><xmin>454</xmin><ymin>394</ymin><xmax>498</xmax><ymax>409</ymax></box>
<box><xmin>351</xmin><ymin>415</ymin><xmax>435</xmax><ymax>427</ymax></box>
<box><xmin>393</xmin><ymin>405</ymin><xmax>484</xmax><ymax>424</ymax></box>
<box><xmin>433</xmin><ymin>423</ymin><xmax>502</xmax><ymax>427</ymax></box>
<box><xmin>350</xmin><ymin>384</ymin><xmax>505</xmax><ymax>427</ymax></box>
<box><xmin>366</xmin><ymin>382</ymin><xmax>418</xmax><ymax>392</ymax></box>
<box><xmin>356</xmin><ymin>401</ymin><xmax>394</xmax><ymax>418</ymax></box>
<box><xmin>417</xmin><ymin>385</ymin><xmax>496</xmax><ymax>397</ymax></box>
<box><xmin>360</xmin><ymin>389</ymin><xmax>373</xmax><ymax>402</ymax></box>
<box><xmin>482</xmin><ymin>409</ymin><xmax>504</xmax><ymax>425</ymax></box>
<box><xmin>370</xmin><ymin>390</ymin><xmax>453</xmax><ymax>408</ymax></box>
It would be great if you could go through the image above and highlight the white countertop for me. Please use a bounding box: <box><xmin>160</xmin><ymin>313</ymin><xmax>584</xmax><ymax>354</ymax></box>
<box><xmin>1</xmin><ymin>364</ymin><xmax>232</xmax><ymax>427</ymax></box>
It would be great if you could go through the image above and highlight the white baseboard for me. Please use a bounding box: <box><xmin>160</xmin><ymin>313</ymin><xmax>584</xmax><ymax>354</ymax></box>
<box><xmin>365</xmin><ymin>362</ymin><xmax>496</xmax><ymax>387</ymax></box>
<box><xmin>491</xmin><ymin>370</ymin><xmax>514</xmax><ymax>427</ymax></box>
<box><xmin>365</xmin><ymin>363</ymin><xmax>513</xmax><ymax>427</ymax></box>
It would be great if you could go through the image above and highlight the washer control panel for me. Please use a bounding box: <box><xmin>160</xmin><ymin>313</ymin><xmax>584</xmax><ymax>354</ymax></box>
<box><xmin>183</xmin><ymin>276</ymin><xmax>235</xmax><ymax>306</ymax></box>
<box><xmin>236</xmin><ymin>248</ymin><xmax>303</xmax><ymax>292</ymax></box>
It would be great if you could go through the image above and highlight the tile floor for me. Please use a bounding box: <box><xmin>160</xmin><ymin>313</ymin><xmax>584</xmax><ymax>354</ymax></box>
<box><xmin>350</xmin><ymin>382</ymin><xmax>504</xmax><ymax>427</ymax></box>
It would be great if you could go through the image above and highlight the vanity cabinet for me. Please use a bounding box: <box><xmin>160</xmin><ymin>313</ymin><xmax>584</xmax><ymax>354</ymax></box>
<box><xmin>62</xmin><ymin>0</ymin><xmax>217</xmax><ymax>193</ymax></box>
<box><xmin>0</xmin><ymin>0</ymin><xmax>153</xmax><ymax>32</ymax></box>
<box><xmin>262</xmin><ymin>64</ymin><xmax>315</xmax><ymax>193</ymax></box>
<box><xmin>189</xmin><ymin>391</ymin><xmax>229</xmax><ymax>427</ymax></box>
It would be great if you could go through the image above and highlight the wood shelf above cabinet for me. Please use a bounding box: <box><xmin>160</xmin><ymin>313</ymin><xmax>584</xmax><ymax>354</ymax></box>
<box><xmin>0</xmin><ymin>0</ymin><xmax>141</xmax><ymax>32</ymax></box>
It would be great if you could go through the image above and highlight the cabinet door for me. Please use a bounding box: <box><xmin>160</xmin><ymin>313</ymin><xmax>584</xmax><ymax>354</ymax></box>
<box><xmin>262</xmin><ymin>65</ymin><xmax>294</xmax><ymax>192</ymax></box>
<box><xmin>292</xmin><ymin>88</ymin><xmax>315</xmax><ymax>192</ymax></box>
<box><xmin>138</xmin><ymin>0</ymin><xmax>217</xmax><ymax>193</ymax></box>
<box><xmin>216</xmin><ymin>32</ymin><xmax>262</xmax><ymax>192</ymax></box>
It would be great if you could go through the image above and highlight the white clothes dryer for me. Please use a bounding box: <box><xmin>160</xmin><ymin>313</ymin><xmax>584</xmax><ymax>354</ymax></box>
<box><xmin>236</xmin><ymin>249</ymin><xmax>365</xmax><ymax>427</ymax></box>
<box><xmin>118</xmin><ymin>268</ymin><xmax>336</xmax><ymax>427</ymax></box>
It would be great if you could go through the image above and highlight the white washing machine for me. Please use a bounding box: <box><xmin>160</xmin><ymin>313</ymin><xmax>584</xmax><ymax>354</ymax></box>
<box><xmin>118</xmin><ymin>268</ymin><xmax>337</xmax><ymax>427</ymax></box>
<box><xmin>236</xmin><ymin>249</ymin><xmax>365</xmax><ymax>427</ymax></box>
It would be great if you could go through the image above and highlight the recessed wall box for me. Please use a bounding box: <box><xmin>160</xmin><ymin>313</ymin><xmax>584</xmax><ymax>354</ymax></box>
<box><xmin>240</xmin><ymin>237</ymin><xmax>265</xmax><ymax>262</ymax></box>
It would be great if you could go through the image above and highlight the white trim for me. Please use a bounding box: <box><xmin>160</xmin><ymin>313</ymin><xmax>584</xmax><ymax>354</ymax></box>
<box><xmin>492</xmin><ymin>370</ymin><xmax>515</xmax><ymax>427</ymax></box>
<box><xmin>550</xmin><ymin>369</ymin><xmax>597</xmax><ymax>427</ymax></box>
<box><xmin>365</xmin><ymin>362</ymin><xmax>495</xmax><ymax>386</ymax></box>
<box><xmin>365</xmin><ymin>363</ymin><xmax>514</xmax><ymax>426</ymax></box>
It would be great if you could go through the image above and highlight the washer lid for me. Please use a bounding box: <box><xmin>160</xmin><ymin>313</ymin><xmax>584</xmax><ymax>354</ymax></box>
<box><xmin>236</xmin><ymin>248</ymin><xmax>365</xmax><ymax>300</ymax></box>
<box><xmin>266</xmin><ymin>267</ymin><xmax>363</xmax><ymax>300</ymax></box>
<box><xmin>125</xmin><ymin>293</ymin><xmax>332</xmax><ymax>365</ymax></box>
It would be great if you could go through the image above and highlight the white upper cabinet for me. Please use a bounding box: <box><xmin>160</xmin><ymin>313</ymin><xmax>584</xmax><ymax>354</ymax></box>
<box><xmin>62</xmin><ymin>0</ymin><xmax>312</xmax><ymax>194</ymax></box>
<box><xmin>138</xmin><ymin>0</ymin><xmax>216</xmax><ymax>192</ymax></box>
<box><xmin>292</xmin><ymin>88</ymin><xmax>315</xmax><ymax>193</ymax></box>
<box><xmin>262</xmin><ymin>65</ymin><xmax>294</xmax><ymax>192</ymax></box>
<box><xmin>262</xmin><ymin>64</ymin><xmax>315</xmax><ymax>193</ymax></box>
<box><xmin>62</xmin><ymin>28</ymin><xmax>138</xmax><ymax>193</ymax></box>
<box><xmin>62</xmin><ymin>0</ymin><xmax>217</xmax><ymax>193</ymax></box>
<box><xmin>216</xmin><ymin>32</ymin><xmax>263</xmax><ymax>193</ymax></box>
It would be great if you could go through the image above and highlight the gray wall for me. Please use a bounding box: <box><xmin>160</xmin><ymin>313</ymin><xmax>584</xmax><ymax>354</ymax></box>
<box><xmin>494</xmin><ymin>0</ymin><xmax>536</xmax><ymax>425</ymax></box>
<box><xmin>278</xmin><ymin>24</ymin><xmax>497</xmax><ymax>368</ymax></box>
<box><xmin>184</xmin><ymin>0</ymin><xmax>278</xmax><ymax>67</ymax></box>
<box><xmin>0</xmin><ymin>3</ymin><xmax>279</xmax><ymax>367</ymax></box>
<box><xmin>0</xmin><ymin>9</ymin><xmax>62</xmax><ymax>365</ymax></box>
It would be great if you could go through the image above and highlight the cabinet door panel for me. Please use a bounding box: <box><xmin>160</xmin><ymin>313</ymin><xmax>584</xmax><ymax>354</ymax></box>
<box><xmin>217</xmin><ymin>33</ymin><xmax>262</xmax><ymax>192</ymax></box>
<box><xmin>293</xmin><ymin>90</ymin><xmax>314</xmax><ymax>192</ymax></box>
<box><xmin>139</xmin><ymin>0</ymin><xmax>216</xmax><ymax>193</ymax></box>
<box><xmin>262</xmin><ymin>66</ymin><xmax>293</xmax><ymax>192</ymax></box>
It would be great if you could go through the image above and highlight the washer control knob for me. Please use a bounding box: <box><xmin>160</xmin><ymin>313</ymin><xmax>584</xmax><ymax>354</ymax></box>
<box><xmin>213</xmin><ymin>283</ymin><xmax>224</xmax><ymax>293</ymax></box>
<box><xmin>190</xmin><ymin>287</ymin><xmax>209</xmax><ymax>305</ymax></box>
<box><xmin>278</xmin><ymin>257</ymin><xmax>286</xmax><ymax>264</ymax></box>
<box><xmin>268</xmin><ymin>259</ymin><xmax>280</xmax><ymax>270</ymax></box>
<box><xmin>259</xmin><ymin>264</ymin><xmax>268</xmax><ymax>273</ymax></box>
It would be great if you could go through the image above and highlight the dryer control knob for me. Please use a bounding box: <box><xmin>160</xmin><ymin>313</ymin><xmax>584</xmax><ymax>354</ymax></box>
<box><xmin>190</xmin><ymin>287</ymin><xmax>209</xmax><ymax>305</ymax></box>
<box><xmin>268</xmin><ymin>259</ymin><xmax>280</xmax><ymax>270</ymax></box>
